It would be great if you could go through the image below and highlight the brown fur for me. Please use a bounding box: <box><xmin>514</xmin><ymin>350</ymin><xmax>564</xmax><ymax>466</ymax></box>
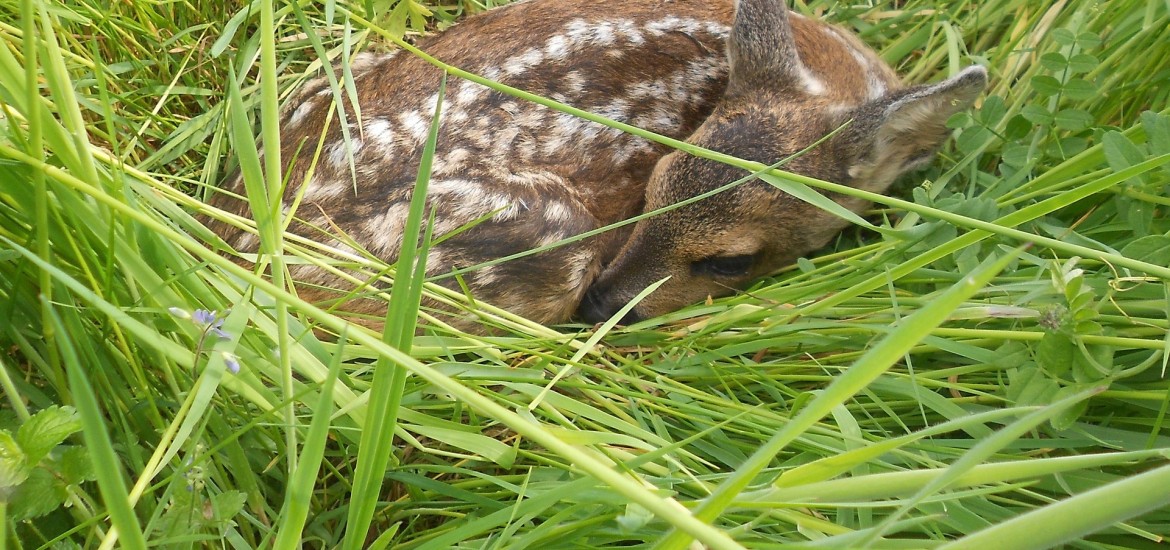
<box><xmin>206</xmin><ymin>0</ymin><xmax>986</xmax><ymax>329</ymax></box>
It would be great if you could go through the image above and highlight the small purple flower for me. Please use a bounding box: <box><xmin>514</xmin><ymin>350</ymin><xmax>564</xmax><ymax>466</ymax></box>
<box><xmin>192</xmin><ymin>309</ymin><xmax>217</xmax><ymax>325</ymax></box>
<box><xmin>222</xmin><ymin>352</ymin><xmax>241</xmax><ymax>375</ymax></box>
<box><xmin>192</xmin><ymin>309</ymin><xmax>231</xmax><ymax>340</ymax></box>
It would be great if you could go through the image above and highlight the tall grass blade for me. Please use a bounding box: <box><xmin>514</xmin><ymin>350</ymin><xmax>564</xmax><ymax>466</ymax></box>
<box><xmin>342</xmin><ymin>75</ymin><xmax>447</xmax><ymax>549</ymax></box>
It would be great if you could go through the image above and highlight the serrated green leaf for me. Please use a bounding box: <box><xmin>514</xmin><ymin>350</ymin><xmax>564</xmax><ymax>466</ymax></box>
<box><xmin>1074</xmin><ymin>320</ymin><xmax>1102</xmax><ymax>334</ymax></box>
<box><xmin>56</xmin><ymin>445</ymin><xmax>96</xmax><ymax>485</ymax></box>
<box><xmin>992</xmin><ymin>341</ymin><xmax>1031</xmax><ymax>370</ymax></box>
<box><xmin>1063</xmin><ymin>274</ymin><xmax>1083</xmax><ymax>302</ymax></box>
<box><xmin>1069</xmin><ymin>291</ymin><xmax>1094</xmax><ymax>313</ymax></box>
<box><xmin>0</xmin><ymin>431</ymin><xmax>30</xmax><ymax>488</ymax></box>
<box><xmin>8</xmin><ymin>466</ymin><xmax>68</xmax><ymax>521</ymax></box>
<box><xmin>208</xmin><ymin>490</ymin><xmax>247</xmax><ymax>529</ymax></box>
<box><xmin>16</xmin><ymin>405</ymin><xmax>81</xmax><ymax>466</ymax></box>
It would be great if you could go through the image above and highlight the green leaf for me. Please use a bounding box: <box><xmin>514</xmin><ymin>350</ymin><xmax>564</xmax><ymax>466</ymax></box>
<box><xmin>1061</xmin><ymin>78</ymin><xmax>1097</xmax><ymax>101</ymax></box>
<box><xmin>56</xmin><ymin>446</ymin><xmax>96</xmax><ymax>485</ymax></box>
<box><xmin>0</xmin><ymin>431</ymin><xmax>30</xmax><ymax>489</ymax></box>
<box><xmin>1031</xmin><ymin>75</ymin><xmax>1063</xmax><ymax>97</ymax></box>
<box><xmin>1075</xmin><ymin>31</ymin><xmax>1102</xmax><ymax>49</ymax></box>
<box><xmin>1006</xmin><ymin>366</ymin><xmax>1059</xmax><ymax>406</ymax></box>
<box><xmin>1072</xmin><ymin>345</ymin><xmax>1114</xmax><ymax>383</ymax></box>
<box><xmin>1003</xmin><ymin>114</ymin><xmax>1033</xmax><ymax>140</ymax></box>
<box><xmin>976</xmin><ymin>95</ymin><xmax>1007</xmax><ymax>124</ymax></box>
<box><xmin>1121</xmin><ymin>235</ymin><xmax>1170</xmax><ymax>266</ymax></box>
<box><xmin>1050</xmin><ymin>28</ymin><xmax>1077</xmax><ymax>46</ymax></box>
<box><xmin>1000</xmin><ymin>143</ymin><xmax>1032</xmax><ymax>168</ymax></box>
<box><xmin>1066</xmin><ymin>53</ymin><xmax>1098</xmax><ymax>74</ymax></box>
<box><xmin>8</xmin><ymin>466</ymin><xmax>67</xmax><ymax>521</ymax></box>
<box><xmin>1037</xmin><ymin>332</ymin><xmax>1075</xmax><ymax>377</ymax></box>
<box><xmin>1039</xmin><ymin>52</ymin><xmax>1068</xmax><ymax>72</ymax></box>
<box><xmin>1054</xmin><ymin>109</ymin><xmax>1093</xmax><ymax>131</ymax></box>
<box><xmin>1141</xmin><ymin>111</ymin><xmax>1170</xmax><ymax>160</ymax></box>
<box><xmin>16</xmin><ymin>405</ymin><xmax>80</xmax><ymax>466</ymax></box>
<box><xmin>1103</xmin><ymin>130</ymin><xmax>1148</xmax><ymax>184</ymax></box>
<box><xmin>956</xmin><ymin>125</ymin><xmax>992</xmax><ymax>154</ymax></box>
<box><xmin>1021</xmin><ymin>105</ymin><xmax>1053</xmax><ymax>125</ymax></box>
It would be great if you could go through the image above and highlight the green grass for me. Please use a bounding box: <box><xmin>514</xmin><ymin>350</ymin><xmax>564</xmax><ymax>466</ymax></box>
<box><xmin>2</xmin><ymin>0</ymin><xmax>1170</xmax><ymax>548</ymax></box>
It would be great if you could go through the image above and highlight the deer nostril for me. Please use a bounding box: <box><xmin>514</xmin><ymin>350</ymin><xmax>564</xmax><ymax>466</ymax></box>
<box><xmin>577</xmin><ymin>287</ymin><xmax>644</xmax><ymax>326</ymax></box>
<box><xmin>577</xmin><ymin>287</ymin><xmax>611</xmax><ymax>324</ymax></box>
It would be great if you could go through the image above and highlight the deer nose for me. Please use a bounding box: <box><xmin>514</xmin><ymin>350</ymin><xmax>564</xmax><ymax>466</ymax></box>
<box><xmin>578</xmin><ymin>287</ymin><xmax>642</xmax><ymax>326</ymax></box>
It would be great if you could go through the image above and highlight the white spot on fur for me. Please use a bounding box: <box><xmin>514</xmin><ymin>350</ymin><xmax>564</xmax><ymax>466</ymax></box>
<box><xmin>564</xmin><ymin>71</ymin><xmax>586</xmax><ymax>94</ymax></box>
<box><xmin>565</xmin><ymin>19</ymin><xmax>615</xmax><ymax>47</ymax></box>
<box><xmin>303</xmin><ymin>174</ymin><xmax>348</xmax><ymax>201</ymax></box>
<box><xmin>798</xmin><ymin>64</ymin><xmax>827</xmax><ymax>96</ymax></box>
<box><xmin>234</xmin><ymin>232</ymin><xmax>258</xmax><ymax>251</ymax></box>
<box><xmin>616</xmin><ymin>19</ymin><xmax>645</xmax><ymax>44</ymax></box>
<box><xmin>364</xmin><ymin>202</ymin><xmax>410</xmax><ymax>256</ymax></box>
<box><xmin>455</xmin><ymin>81</ymin><xmax>485</xmax><ymax>105</ymax></box>
<box><xmin>430</xmin><ymin>179</ymin><xmax>522</xmax><ymax>222</ymax></box>
<box><xmin>545</xmin><ymin>34</ymin><xmax>570</xmax><ymax>61</ymax></box>
<box><xmin>474</xmin><ymin>264</ymin><xmax>499</xmax><ymax>287</ymax></box>
<box><xmin>826</xmin><ymin>26</ymin><xmax>888</xmax><ymax>99</ymax></box>
<box><xmin>365</xmin><ymin>118</ymin><xmax>396</xmax><ymax>154</ymax></box>
<box><xmin>480</xmin><ymin>66</ymin><xmax>501</xmax><ymax>81</ymax></box>
<box><xmin>594</xmin><ymin>98</ymin><xmax>629</xmax><ymax>121</ymax></box>
<box><xmin>432</xmin><ymin>147</ymin><xmax>472</xmax><ymax>177</ymax></box>
<box><xmin>423</xmin><ymin>248</ymin><xmax>445</xmax><ymax>273</ymax></box>
<box><xmin>504</xmin><ymin>48</ymin><xmax>544</xmax><ymax>76</ymax></box>
<box><xmin>645</xmin><ymin>15</ymin><xmax>707</xmax><ymax>36</ymax></box>
<box><xmin>350</xmin><ymin>52</ymin><xmax>382</xmax><ymax>72</ymax></box>
<box><xmin>288</xmin><ymin>99</ymin><xmax>316</xmax><ymax>128</ymax></box>
<box><xmin>542</xmin><ymin>201</ymin><xmax>574</xmax><ymax>224</ymax></box>
<box><xmin>327</xmin><ymin>137</ymin><xmax>363</xmax><ymax>168</ymax></box>
<box><xmin>629</xmin><ymin>79</ymin><xmax>668</xmax><ymax>100</ymax></box>
<box><xmin>399</xmin><ymin>110</ymin><xmax>429</xmax><ymax>144</ymax></box>
<box><xmin>537</xmin><ymin>230</ymin><xmax>569</xmax><ymax>247</ymax></box>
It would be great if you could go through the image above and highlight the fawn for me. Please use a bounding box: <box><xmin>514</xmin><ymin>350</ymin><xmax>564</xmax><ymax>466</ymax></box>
<box><xmin>207</xmin><ymin>0</ymin><xmax>987</xmax><ymax>328</ymax></box>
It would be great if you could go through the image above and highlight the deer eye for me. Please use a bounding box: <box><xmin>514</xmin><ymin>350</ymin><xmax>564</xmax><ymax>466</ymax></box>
<box><xmin>691</xmin><ymin>254</ymin><xmax>756</xmax><ymax>277</ymax></box>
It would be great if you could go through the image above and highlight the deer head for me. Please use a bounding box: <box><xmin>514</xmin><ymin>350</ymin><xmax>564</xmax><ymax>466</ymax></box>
<box><xmin>579</xmin><ymin>0</ymin><xmax>987</xmax><ymax>324</ymax></box>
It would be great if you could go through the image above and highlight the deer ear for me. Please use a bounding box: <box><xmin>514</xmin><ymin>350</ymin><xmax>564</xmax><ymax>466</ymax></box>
<box><xmin>841</xmin><ymin>65</ymin><xmax>988</xmax><ymax>187</ymax></box>
<box><xmin>727</xmin><ymin>0</ymin><xmax>803</xmax><ymax>94</ymax></box>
